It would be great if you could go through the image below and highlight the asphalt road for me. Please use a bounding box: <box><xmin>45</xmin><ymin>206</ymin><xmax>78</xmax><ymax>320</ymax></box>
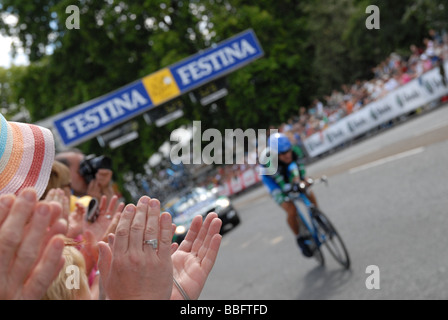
<box><xmin>200</xmin><ymin>103</ymin><xmax>448</xmax><ymax>300</ymax></box>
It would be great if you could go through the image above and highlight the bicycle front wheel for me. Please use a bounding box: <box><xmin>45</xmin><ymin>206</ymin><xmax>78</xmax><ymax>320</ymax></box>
<box><xmin>312</xmin><ymin>242</ymin><xmax>325</xmax><ymax>267</ymax></box>
<box><xmin>313</xmin><ymin>208</ymin><xmax>350</xmax><ymax>269</ymax></box>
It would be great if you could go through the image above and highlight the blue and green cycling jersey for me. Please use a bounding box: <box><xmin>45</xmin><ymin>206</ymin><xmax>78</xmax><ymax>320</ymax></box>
<box><xmin>261</xmin><ymin>145</ymin><xmax>306</xmax><ymax>204</ymax></box>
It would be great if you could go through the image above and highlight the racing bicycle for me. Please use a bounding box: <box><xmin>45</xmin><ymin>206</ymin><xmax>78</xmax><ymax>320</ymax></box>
<box><xmin>288</xmin><ymin>176</ymin><xmax>351</xmax><ymax>269</ymax></box>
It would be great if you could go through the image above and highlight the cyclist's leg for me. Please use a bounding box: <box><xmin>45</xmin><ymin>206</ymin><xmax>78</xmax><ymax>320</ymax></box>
<box><xmin>270</xmin><ymin>189</ymin><xmax>312</xmax><ymax>256</ymax></box>
<box><xmin>281</xmin><ymin>200</ymin><xmax>300</xmax><ymax>236</ymax></box>
<box><xmin>271</xmin><ymin>188</ymin><xmax>301</xmax><ymax>235</ymax></box>
<box><xmin>280</xmin><ymin>199</ymin><xmax>313</xmax><ymax>257</ymax></box>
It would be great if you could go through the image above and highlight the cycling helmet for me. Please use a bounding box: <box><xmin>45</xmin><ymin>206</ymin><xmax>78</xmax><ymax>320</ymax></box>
<box><xmin>268</xmin><ymin>133</ymin><xmax>291</xmax><ymax>154</ymax></box>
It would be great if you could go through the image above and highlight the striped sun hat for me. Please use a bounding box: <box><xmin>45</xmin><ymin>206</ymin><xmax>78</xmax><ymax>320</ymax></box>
<box><xmin>0</xmin><ymin>113</ymin><xmax>55</xmax><ymax>199</ymax></box>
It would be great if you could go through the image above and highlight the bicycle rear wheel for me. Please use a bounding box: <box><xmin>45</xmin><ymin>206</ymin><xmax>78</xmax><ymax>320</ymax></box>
<box><xmin>312</xmin><ymin>208</ymin><xmax>350</xmax><ymax>269</ymax></box>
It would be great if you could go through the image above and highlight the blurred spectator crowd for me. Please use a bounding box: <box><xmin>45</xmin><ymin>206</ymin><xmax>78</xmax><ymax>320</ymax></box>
<box><xmin>277</xmin><ymin>29</ymin><xmax>448</xmax><ymax>144</ymax></box>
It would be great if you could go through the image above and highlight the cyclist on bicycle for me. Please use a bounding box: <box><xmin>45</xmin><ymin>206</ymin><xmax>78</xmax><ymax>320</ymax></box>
<box><xmin>259</xmin><ymin>132</ymin><xmax>319</xmax><ymax>257</ymax></box>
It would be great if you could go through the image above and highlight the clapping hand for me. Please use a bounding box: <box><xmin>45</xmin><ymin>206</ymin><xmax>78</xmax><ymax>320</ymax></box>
<box><xmin>97</xmin><ymin>196</ymin><xmax>174</xmax><ymax>300</ymax></box>
<box><xmin>44</xmin><ymin>188</ymin><xmax>70</xmax><ymax>222</ymax></box>
<box><xmin>87</xmin><ymin>169</ymin><xmax>114</xmax><ymax>202</ymax></box>
<box><xmin>83</xmin><ymin>195</ymin><xmax>124</xmax><ymax>242</ymax></box>
<box><xmin>171</xmin><ymin>213</ymin><xmax>222</xmax><ymax>300</ymax></box>
<box><xmin>0</xmin><ymin>189</ymin><xmax>66</xmax><ymax>300</ymax></box>
<box><xmin>79</xmin><ymin>195</ymin><xmax>124</xmax><ymax>274</ymax></box>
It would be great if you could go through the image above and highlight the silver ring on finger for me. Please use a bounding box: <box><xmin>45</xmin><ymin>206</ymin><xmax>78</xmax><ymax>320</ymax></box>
<box><xmin>143</xmin><ymin>239</ymin><xmax>158</xmax><ymax>249</ymax></box>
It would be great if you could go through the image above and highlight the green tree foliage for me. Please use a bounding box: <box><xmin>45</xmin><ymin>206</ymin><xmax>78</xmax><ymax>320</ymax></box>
<box><xmin>300</xmin><ymin>0</ymin><xmax>357</xmax><ymax>97</ymax></box>
<box><xmin>204</xmin><ymin>0</ymin><xmax>312</xmax><ymax>130</ymax></box>
<box><xmin>402</xmin><ymin>0</ymin><xmax>448</xmax><ymax>31</ymax></box>
<box><xmin>0</xmin><ymin>0</ymin><xmax>58</xmax><ymax>62</ymax></box>
<box><xmin>343</xmin><ymin>0</ymin><xmax>429</xmax><ymax>82</ymax></box>
<box><xmin>0</xmin><ymin>66</ymin><xmax>28</xmax><ymax>118</ymax></box>
<box><xmin>302</xmin><ymin>0</ymin><xmax>431</xmax><ymax>96</ymax></box>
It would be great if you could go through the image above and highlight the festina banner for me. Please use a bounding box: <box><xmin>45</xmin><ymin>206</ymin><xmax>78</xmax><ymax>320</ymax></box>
<box><xmin>304</xmin><ymin>62</ymin><xmax>448</xmax><ymax>158</ymax></box>
<box><xmin>50</xmin><ymin>29</ymin><xmax>263</xmax><ymax>148</ymax></box>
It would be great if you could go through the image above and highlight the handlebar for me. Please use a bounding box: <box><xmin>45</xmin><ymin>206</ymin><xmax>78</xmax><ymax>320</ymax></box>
<box><xmin>308</xmin><ymin>175</ymin><xmax>329</xmax><ymax>187</ymax></box>
<box><xmin>286</xmin><ymin>175</ymin><xmax>328</xmax><ymax>202</ymax></box>
<box><xmin>289</xmin><ymin>175</ymin><xmax>329</xmax><ymax>195</ymax></box>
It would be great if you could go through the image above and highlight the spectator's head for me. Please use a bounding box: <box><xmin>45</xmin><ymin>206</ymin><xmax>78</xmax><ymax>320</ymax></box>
<box><xmin>42</xmin><ymin>160</ymin><xmax>72</xmax><ymax>200</ymax></box>
<box><xmin>41</xmin><ymin>239</ymin><xmax>91</xmax><ymax>300</ymax></box>
<box><xmin>429</xmin><ymin>29</ymin><xmax>436</xmax><ymax>38</ymax></box>
<box><xmin>56</xmin><ymin>150</ymin><xmax>114</xmax><ymax>201</ymax></box>
<box><xmin>0</xmin><ymin>113</ymin><xmax>55</xmax><ymax>199</ymax></box>
<box><xmin>55</xmin><ymin>149</ymin><xmax>88</xmax><ymax>197</ymax></box>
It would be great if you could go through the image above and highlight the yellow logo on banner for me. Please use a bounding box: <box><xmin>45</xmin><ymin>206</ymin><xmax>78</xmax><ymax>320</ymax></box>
<box><xmin>142</xmin><ymin>68</ymin><xmax>181</xmax><ymax>105</ymax></box>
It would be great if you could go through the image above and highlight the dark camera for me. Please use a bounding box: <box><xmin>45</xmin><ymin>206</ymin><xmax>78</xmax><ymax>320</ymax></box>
<box><xmin>79</xmin><ymin>154</ymin><xmax>112</xmax><ymax>184</ymax></box>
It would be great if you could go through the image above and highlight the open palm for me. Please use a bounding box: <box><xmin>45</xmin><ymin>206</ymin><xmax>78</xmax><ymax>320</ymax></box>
<box><xmin>171</xmin><ymin>213</ymin><xmax>222</xmax><ymax>300</ymax></box>
<box><xmin>83</xmin><ymin>195</ymin><xmax>123</xmax><ymax>242</ymax></box>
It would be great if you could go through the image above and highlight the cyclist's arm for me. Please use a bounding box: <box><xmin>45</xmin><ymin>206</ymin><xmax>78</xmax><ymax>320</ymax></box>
<box><xmin>287</xmin><ymin>161</ymin><xmax>303</xmax><ymax>184</ymax></box>
<box><xmin>292</xmin><ymin>145</ymin><xmax>306</xmax><ymax>180</ymax></box>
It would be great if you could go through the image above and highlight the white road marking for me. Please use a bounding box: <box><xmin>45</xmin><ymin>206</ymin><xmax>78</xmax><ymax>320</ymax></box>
<box><xmin>221</xmin><ymin>239</ymin><xmax>230</xmax><ymax>247</ymax></box>
<box><xmin>270</xmin><ymin>236</ymin><xmax>283</xmax><ymax>245</ymax></box>
<box><xmin>240</xmin><ymin>233</ymin><xmax>261</xmax><ymax>249</ymax></box>
<box><xmin>349</xmin><ymin>147</ymin><xmax>425</xmax><ymax>174</ymax></box>
<box><xmin>241</xmin><ymin>240</ymin><xmax>251</xmax><ymax>248</ymax></box>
